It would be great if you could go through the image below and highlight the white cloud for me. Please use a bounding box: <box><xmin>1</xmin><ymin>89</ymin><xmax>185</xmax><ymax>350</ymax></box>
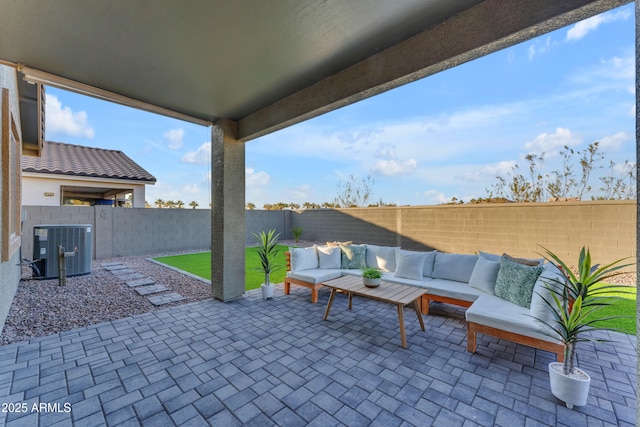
<box><xmin>599</xmin><ymin>131</ymin><xmax>629</xmax><ymax>151</ymax></box>
<box><xmin>371</xmin><ymin>144</ymin><xmax>417</xmax><ymax>176</ymax></box>
<box><xmin>422</xmin><ymin>190</ymin><xmax>448</xmax><ymax>205</ymax></box>
<box><xmin>372</xmin><ymin>159</ymin><xmax>417</xmax><ymax>176</ymax></box>
<box><xmin>288</xmin><ymin>184</ymin><xmax>312</xmax><ymax>201</ymax></box>
<box><xmin>246</xmin><ymin>167</ymin><xmax>270</xmax><ymax>186</ymax></box>
<box><xmin>523</xmin><ymin>128</ymin><xmax>581</xmax><ymax>155</ymax></box>
<box><xmin>164</xmin><ymin>128</ymin><xmax>184</xmax><ymax>149</ymax></box>
<box><xmin>45</xmin><ymin>94</ymin><xmax>95</xmax><ymax>138</ymax></box>
<box><xmin>181</xmin><ymin>142</ymin><xmax>211</xmax><ymax>164</ymax></box>
<box><xmin>527</xmin><ymin>36</ymin><xmax>557</xmax><ymax>60</ymax></box>
<box><xmin>566</xmin><ymin>8</ymin><xmax>631</xmax><ymax>42</ymax></box>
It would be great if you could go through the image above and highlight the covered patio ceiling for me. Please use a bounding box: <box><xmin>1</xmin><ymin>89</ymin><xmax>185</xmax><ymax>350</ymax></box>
<box><xmin>0</xmin><ymin>0</ymin><xmax>628</xmax><ymax>143</ymax></box>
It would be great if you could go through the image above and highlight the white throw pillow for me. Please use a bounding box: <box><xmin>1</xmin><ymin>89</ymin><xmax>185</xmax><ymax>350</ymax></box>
<box><xmin>468</xmin><ymin>256</ymin><xmax>501</xmax><ymax>295</ymax></box>
<box><xmin>432</xmin><ymin>252</ymin><xmax>479</xmax><ymax>283</ymax></box>
<box><xmin>290</xmin><ymin>247</ymin><xmax>318</xmax><ymax>272</ymax></box>
<box><xmin>394</xmin><ymin>249</ymin><xmax>428</xmax><ymax>281</ymax></box>
<box><xmin>422</xmin><ymin>250</ymin><xmax>437</xmax><ymax>277</ymax></box>
<box><xmin>365</xmin><ymin>244</ymin><xmax>398</xmax><ymax>272</ymax></box>
<box><xmin>315</xmin><ymin>245</ymin><xmax>341</xmax><ymax>269</ymax></box>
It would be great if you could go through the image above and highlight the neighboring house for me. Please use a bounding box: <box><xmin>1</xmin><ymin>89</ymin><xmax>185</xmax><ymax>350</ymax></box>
<box><xmin>22</xmin><ymin>141</ymin><xmax>156</xmax><ymax>208</ymax></box>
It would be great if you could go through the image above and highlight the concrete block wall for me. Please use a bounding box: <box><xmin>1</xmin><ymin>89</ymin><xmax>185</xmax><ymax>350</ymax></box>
<box><xmin>290</xmin><ymin>200</ymin><xmax>636</xmax><ymax>268</ymax></box>
<box><xmin>21</xmin><ymin>201</ymin><xmax>636</xmax><ymax>269</ymax></box>
<box><xmin>22</xmin><ymin>206</ymin><xmax>287</xmax><ymax>259</ymax></box>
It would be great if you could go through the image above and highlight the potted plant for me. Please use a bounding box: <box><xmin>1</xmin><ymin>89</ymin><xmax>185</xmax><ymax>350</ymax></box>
<box><xmin>361</xmin><ymin>267</ymin><xmax>382</xmax><ymax>288</ymax></box>
<box><xmin>537</xmin><ymin>246</ymin><xmax>631</xmax><ymax>409</ymax></box>
<box><xmin>253</xmin><ymin>229</ymin><xmax>282</xmax><ymax>300</ymax></box>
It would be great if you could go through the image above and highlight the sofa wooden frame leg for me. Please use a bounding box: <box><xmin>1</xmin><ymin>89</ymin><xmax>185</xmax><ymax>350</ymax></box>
<box><xmin>283</xmin><ymin>278</ymin><xmax>322</xmax><ymax>303</ymax></box>
<box><xmin>466</xmin><ymin>321</ymin><xmax>564</xmax><ymax>362</ymax></box>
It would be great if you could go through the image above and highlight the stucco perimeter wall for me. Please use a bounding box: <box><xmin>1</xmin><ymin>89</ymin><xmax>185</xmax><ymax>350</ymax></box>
<box><xmin>291</xmin><ymin>200</ymin><xmax>636</xmax><ymax>269</ymax></box>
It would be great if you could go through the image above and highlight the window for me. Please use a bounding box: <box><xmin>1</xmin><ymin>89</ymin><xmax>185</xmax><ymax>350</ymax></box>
<box><xmin>2</xmin><ymin>88</ymin><xmax>21</xmax><ymax>261</ymax></box>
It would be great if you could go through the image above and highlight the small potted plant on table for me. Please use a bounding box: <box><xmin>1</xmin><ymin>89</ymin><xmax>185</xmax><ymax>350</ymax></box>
<box><xmin>361</xmin><ymin>267</ymin><xmax>382</xmax><ymax>288</ymax></box>
<box><xmin>537</xmin><ymin>246</ymin><xmax>631</xmax><ymax>409</ymax></box>
<box><xmin>253</xmin><ymin>229</ymin><xmax>282</xmax><ymax>300</ymax></box>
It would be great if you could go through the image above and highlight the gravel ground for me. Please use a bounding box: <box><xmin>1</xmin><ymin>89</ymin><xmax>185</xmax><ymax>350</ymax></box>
<box><xmin>1</xmin><ymin>241</ymin><xmax>635</xmax><ymax>345</ymax></box>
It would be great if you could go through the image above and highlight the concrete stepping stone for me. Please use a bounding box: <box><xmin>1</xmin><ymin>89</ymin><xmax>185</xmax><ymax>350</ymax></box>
<box><xmin>111</xmin><ymin>269</ymin><xmax>136</xmax><ymax>277</ymax></box>
<box><xmin>126</xmin><ymin>278</ymin><xmax>156</xmax><ymax>288</ymax></box>
<box><xmin>101</xmin><ymin>262</ymin><xmax>125</xmax><ymax>268</ymax></box>
<box><xmin>104</xmin><ymin>264</ymin><xmax>127</xmax><ymax>271</ymax></box>
<box><xmin>135</xmin><ymin>284</ymin><xmax>168</xmax><ymax>295</ymax></box>
<box><xmin>118</xmin><ymin>273</ymin><xmax>145</xmax><ymax>281</ymax></box>
<box><xmin>148</xmin><ymin>293</ymin><xmax>186</xmax><ymax>306</ymax></box>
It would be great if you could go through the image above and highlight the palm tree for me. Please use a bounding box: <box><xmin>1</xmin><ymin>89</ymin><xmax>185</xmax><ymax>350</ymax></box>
<box><xmin>155</xmin><ymin>199</ymin><xmax>164</xmax><ymax>208</ymax></box>
<box><xmin>189</xmin><ymin>201</ymin><xmax>199</xmax><ymax>209</ymax></box>
<box><xmin>176</xmin><ymin>200</ymin><xmax>185</xmax><ymax>209</ymax></box>
<box><xmin>246</xmin><ymin>202</ymin><xmax>256</xmax><ymax>210</ymax></box>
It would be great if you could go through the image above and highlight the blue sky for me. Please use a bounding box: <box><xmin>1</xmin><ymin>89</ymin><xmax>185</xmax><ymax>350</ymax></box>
<box><xmin>45</xmin><ymin>4</ymin><xmax>635</xmax><ymax>208</ymax></box>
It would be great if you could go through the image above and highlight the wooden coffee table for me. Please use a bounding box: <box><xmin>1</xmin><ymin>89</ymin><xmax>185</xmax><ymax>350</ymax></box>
<box><xmin>322</xmin><ymin>275</ymin><xmax>426</xmax><ymax>348</ymax></box>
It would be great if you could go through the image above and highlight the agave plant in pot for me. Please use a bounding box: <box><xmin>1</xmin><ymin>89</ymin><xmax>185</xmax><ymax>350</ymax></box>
<box><xmin>253</xmin><ymin>229</ymin><xmax>282</xmax><ymax>300</ymax></box>
<box><xmin>537</xmin><ymin>246</ymin><xmax>631</xmax><ymax>409</ymax></box>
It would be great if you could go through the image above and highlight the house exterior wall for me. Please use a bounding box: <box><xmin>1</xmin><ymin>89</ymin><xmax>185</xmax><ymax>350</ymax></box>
<box><xmin>22</xmin><ymin>173</ymin><xmax>147</xmax><ymax>207</ymax></box>
<box><xmin>0</xmin><ymin>65</ymin><xmax>22</xmax><ymax>331</ymax></box>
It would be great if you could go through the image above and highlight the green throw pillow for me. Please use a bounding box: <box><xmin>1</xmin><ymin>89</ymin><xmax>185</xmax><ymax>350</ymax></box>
<box><xmin>494</xmin><ymin>257</ymin><xmax>543</xmax><ymax>308</ymax></box>
<box><xmin>340</xmin><ymin>244</ymin><xmax>366</xmax><ymax>269</ymax></box>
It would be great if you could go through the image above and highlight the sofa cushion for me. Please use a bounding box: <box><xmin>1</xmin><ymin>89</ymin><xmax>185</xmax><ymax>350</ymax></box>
<box><xmin>468</xmin><ymin>256</ymin><xmax>501</xmax><ymax>295</ymax></box>
<box><xmin>315</xmin><ymin>245</ymin><xmax>341</xmax><ymax>269</ymax></box>
<box><xmin>422</xmin><ymin>250</ymin><xmax>437</xmax><ymax>277</ymax></box>
<box><xmin>529</xmin><ymin>262</ymin><xmax>566</xmax><ymax>327</ymax></box>
<box><xmin>290</xmin><ymin>247</ymin><xmax>318</xmax><ymax>272</ymax></box>
<box><xmin>503</xmin><ymin>253</ymin><xmax>544</xmax><ymax>266</ymax></box>
<box><xmin>424</xmin><ymin>278</ymin><xmax>484</xmax><ymax>302</ymax></box>
<box><xmin>494</xmin><ymin>257</ymin><xmax>543</xmax><ymax>308</ymax></box>
<box><xmin>465</xmin><ymin>295</ymin><xmax>559</xmax><ymax>343</ymax></box>
<box><xmin>382</xmin><ymin>272</ymin><xmax>429</xmax><ymax>288</ymax></box>
<box><xmin>394</xmin><ymin>249</ymin><xmax>428</xmax><ymax>280</ymax></box>
<box><xmin>339</xmin><ymin>244</ymin><xmax>367</xmax><ymax>269</ymax></box>
<box><xmin>432</xmin><ymin>252</ymin><xmax>479</xmax><ymax>283</ymax></box>
<box><xmin>365</xmin><ymin>244</ymin><xmax>398</xmax><ymax>272</ymax></box>
<box><xmin>479</xmin><ymin>251</ymin><xmax>501</xmax><ymax>261</ymax></box>
<box><xmin>286</xmin><ymin>269</ymin><xmax>342</xmax><ymax>284</ymax></box>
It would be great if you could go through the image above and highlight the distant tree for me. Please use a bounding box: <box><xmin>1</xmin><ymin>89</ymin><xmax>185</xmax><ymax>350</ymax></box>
<box><xmin>334</xmin><ymin>174</ymin><xmax>374</xmax><ymax>208</ymax></box>
<box><xmin>246</xmin><ymin>202</ymin><xmax>256</xmax><ymax>210</ymax></box>
<box><xmin>189</xmin><ymin>201</ymin><xmax>199</xmax><ymax>209</ymax></box>
<box><xmin>321</xmin><ymin>201</ymin><xmax>338</xmax><ymax>208</ymax></box>
<box><xmin>155</xmin><ymin>199</ymin><xmax>164</xmax><ymax>208</ymax></box>
<box><xmin>145</xmin><ymin>201</ymin><xmax>151</xmax><ymax>208</ymax></box>
<box><xmin>289</xmin><ymin>203</ymin><xmax>300</xmax><ymax>210</ymax></box>
<box><xmin>176</xmin><ymin>200</ymin><xmax>185</xmax><ymax>209</ymax></box>
<box><xmin>488</xmin><ymin>142</ymin><xmax>607</xmax><ymax>202</ymax></box>
<box><xmin>598</xmin><ymin>160</ymin><xmax>636</xmax><ymax>200</ymax></box>
<box><xmin>368</xmin><ymin>198</ymin><xmax>396</xmax><ymax>207</ymax></box>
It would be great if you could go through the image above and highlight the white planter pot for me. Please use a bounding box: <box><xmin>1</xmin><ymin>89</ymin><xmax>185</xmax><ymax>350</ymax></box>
<box><xmin>549</xmin><ymin>362</ymin><xmax>591</xmax><ymax>409</ymax></box>
<box><xmin>363</xmin><ymin>277</ymin><xmax>381</xmax><ymax>288</ymax></box>
<box><xmin>261</xmin><ymin>284</ymin><xmax>274</xmax><ymax>300</ymax></box>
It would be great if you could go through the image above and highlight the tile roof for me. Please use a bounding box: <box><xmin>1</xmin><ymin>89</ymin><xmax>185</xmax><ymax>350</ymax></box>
<box><xmin>22</xmin><ymin>141</ymin><xmax>156</xmax><ymax>183</ymax></box>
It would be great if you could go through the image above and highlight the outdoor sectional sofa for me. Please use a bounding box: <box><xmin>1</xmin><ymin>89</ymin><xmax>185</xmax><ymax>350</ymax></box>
<box><xmin>284</xmin><ymin>243</ymin><xmax>564</xmax><ymax>361</ymax></box>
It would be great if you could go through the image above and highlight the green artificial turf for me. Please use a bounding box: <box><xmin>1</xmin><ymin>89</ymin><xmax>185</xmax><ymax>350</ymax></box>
<box><xmin>153</xmin><ymin>252</ymin><xmax>636</xmax><ymax>335</ymax></box>
<box><xmin>585</xmin><ymin>285</ymin><xmax>636</xmax><ymax>335</ymax></box>
<box><xmin>154</xmin><ymin>245</ymin><xmax>289</xmax><ymax>291</ymax></box>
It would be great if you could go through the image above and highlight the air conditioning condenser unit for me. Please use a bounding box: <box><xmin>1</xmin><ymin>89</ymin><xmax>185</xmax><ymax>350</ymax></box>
<box><xmin>32</xmin><ymin>224</ymin><xmax>93</xmax><ymax>279</ymax></box>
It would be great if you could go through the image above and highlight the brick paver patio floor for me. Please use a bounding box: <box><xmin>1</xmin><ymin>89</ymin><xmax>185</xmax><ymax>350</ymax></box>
<box><xmin>0</xmin><ymin>284</ymin><xmax>635</xmax><ymax>426</ymax></box>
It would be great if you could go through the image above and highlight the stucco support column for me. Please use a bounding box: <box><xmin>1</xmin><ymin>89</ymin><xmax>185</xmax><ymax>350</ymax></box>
<box><xmin>211</xmin><ymin>119</ymin><xmax>245</xmax><ymax>301</ymax></box>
